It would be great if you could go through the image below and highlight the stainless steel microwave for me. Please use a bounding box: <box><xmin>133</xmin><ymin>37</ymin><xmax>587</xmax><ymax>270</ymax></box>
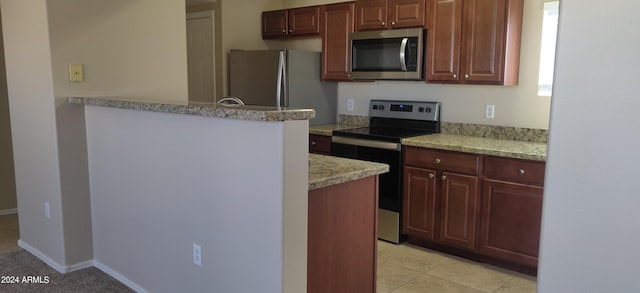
<box><xmin>350</xmin><ymin>28</ymin><xmax>424</xmax><ymax>80</ymax></box>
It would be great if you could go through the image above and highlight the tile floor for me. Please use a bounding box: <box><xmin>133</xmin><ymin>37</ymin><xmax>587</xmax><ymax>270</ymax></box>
<box><xmin>0</xmin><ymin>213</ymin><xmax>20</xmax><ymax>254</ymax></box>
<box><xmin>377</xmin><ymin>240</ymin><xmax>537</xmax><ymax>293</ymax></box>
<box><xmin>1</xmin><ymin>214</ymin><xmax>535</xmax><ymax>292</ymax></box>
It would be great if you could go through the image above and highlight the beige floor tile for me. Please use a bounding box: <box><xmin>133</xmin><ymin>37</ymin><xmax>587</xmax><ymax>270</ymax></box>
<box><xmin>392</xmin><ymin>274</ymin><xmax>485</xmax><ymax>293</ymax></box>
<box><xmin>427</xmin><ymin>258</ymin><xmax>514</xmax><ymax>292</ymax></box>
<box><xmin>377</xmin><ymin>259</ymin><xmax>423</xmax><ymax>293</ymax></box>
<box><xmin>378</xmin><ymin>243</ymin><xmax>449</xmax><ymax>273</ymax></box>
<box><xmin>378</xmin><ymin>240</ymin><xmax>396</xmax><ymax>253</ymax></box>
<box><xmin>494</xmin><ymin>276</ymin><xmax>537</xmax><ymax>293</ymax></box>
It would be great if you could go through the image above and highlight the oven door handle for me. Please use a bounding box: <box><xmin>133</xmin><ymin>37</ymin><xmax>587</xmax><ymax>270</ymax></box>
<box><xmin>332</xmin><ymin>136</ymin><xmax>401</xmax><ymax>151</ymax></box>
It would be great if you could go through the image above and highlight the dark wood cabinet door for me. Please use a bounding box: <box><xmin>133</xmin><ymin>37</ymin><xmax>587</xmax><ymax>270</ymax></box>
<box><xmin>321</xmin><ymin>2</ymin><xmax>355</xmax><ymax>81</ymax></box>
<box><xmin>262</xmin><ymin>10</ymin><xmax>288</xmax><ymax>38</ymax></box>
<box><xmin>388</xmin><ymin>0</ymin><xmax>426</xmax><ymax>28</ymax></box>
<box><xmin>403</xmin><ymin>167</ymin><xmax>437</xmax><ymax>240</ymax></box>
<box><xmin>438</xmin><ymin>172</ymin><xmax>479</xmax><ymax>250</ymax></box>
<box><xmin>309</xmin><ymin>134</ymin><xmax>331</xmax><ymax>154</ymax></box>
<box><xmin>288</xmin><ymin>6</ymin><xmax>320</xmax><ymax>36</ymax></box>
<box><xmin>461</xmin><ymin>0</ymin><xmax>507</xmax><ymax>83</ymax></box>
<box><xmin>426</xmin><ymin>0</ymin><xmax>463</xmax><ymax>82</ymax></box>
<box><xmin>355</xmin><ymin>0</ymin><xmax>388</xmax><ymax>31</ymax></box>
<box><xmin>480</xmin><ymin>179</ymin><xmax>543</xmax><ymax>267</ymax></box>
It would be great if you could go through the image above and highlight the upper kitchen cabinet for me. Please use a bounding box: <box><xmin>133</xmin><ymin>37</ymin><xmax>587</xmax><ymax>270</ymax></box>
<box><xmin>321</xmin><ymin>2</ymin><xmax>355</xmax><ymax>81</ymax></box>
<box><xmin>355</xmin><ymin>0</ymin><xmax>427</xmax><ymax>31</ymax></box>
<box><xmin>427</xmin><ymin>0</ymin><xmax>524</xmax><ymax>85</ymax></box>
<box><xmin>262</xmin><ymin>7</ymin><xmax>321</xmax><ymax>39</ymax></box>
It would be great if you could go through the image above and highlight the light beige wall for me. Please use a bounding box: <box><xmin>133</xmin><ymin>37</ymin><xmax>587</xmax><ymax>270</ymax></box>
<box><xmin>48</xmin><ymin>0</ymin><xmax>189</xmax><ymax>101</ymax></box>
<box><xmin>0</xmin><ymin>9</ymin><xmax>16</xmax><ymax>213</ymax></box>
<box><xmin>1</xmin><ymin>0</ymin><xmax>67</xmax><ymax>266</ymax></box>
<box><xmin>1</xmin><ymin>0</ymin><xmax>190</xmax><ymax>269</ymax></box>
<box><xmin>219</xmin><ymin>0</ymin><xmax>282</xmax><ymax>95</ymax></box>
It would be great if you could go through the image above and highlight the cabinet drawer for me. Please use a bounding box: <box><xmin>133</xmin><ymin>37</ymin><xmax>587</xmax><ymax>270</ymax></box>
<box><xmin>309</xmin><ymin>134</ymin><xmax>331</xmax><ymax>154</ymax></box>
<box><xmin>484</xmin><ymin>156</ymin><xmax>545</xmax><ymax>186</ymax></box>
<box><xmin>405</xmin><ymin>147</ymin><xmax>480</xmax><ymax>175</ymax></box>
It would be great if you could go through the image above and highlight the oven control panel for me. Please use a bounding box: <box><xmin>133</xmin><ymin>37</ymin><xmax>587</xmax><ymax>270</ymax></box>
<box><xmin>370</xmin><ymin>100</ymin><xmax>440</xmax><ymax>121</ymax></box>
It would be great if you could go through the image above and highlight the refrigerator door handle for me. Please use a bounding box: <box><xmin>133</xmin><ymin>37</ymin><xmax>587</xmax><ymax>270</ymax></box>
<box><xmin>276</xmin><ymin>51</ymin><xmax>286</xmax><ymax>109</ymax></box>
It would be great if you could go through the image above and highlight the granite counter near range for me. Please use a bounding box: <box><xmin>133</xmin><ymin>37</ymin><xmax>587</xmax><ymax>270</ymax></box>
<box><xmin>308</xmin><ymin>154</ymin><xmax>389</xmax><ymax>190</ymax></box>
<box><xmin>69</xmin><ymin>96</ymin><xmax>315</xmax><ymax>122</ymax></box>
<box><xmin>403</xmin><ymin>133</ymin><xmax>547</xmax><ymax>161</ymax></box>
<box><xmin>309</xmin><ymin>121</ymin><xmax>548</xmax><ymax>162</ymax></box>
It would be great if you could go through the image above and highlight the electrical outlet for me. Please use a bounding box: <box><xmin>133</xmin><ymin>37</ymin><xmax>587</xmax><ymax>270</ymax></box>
<box><xmin>44</xmin><ymin>202</ymin><xmax>50</xmax><ymax>219</ymax></box>
<box><xmin>193</xmin><ymin>243</ymin><xmax>202</xmax><ymax>267</ymax></box>
<box><xmin>68</xmin><ymin>64</ymin><xmax>84</xmax><ymax>82</ymax></box>
<box><xmin>485</xmin><ymin>104</ymin><xmax>495</xmax><ymax>119</ymax></box>
<box><xmin>347</xmin><ymin>98</ymin><xmax>355</xmax><ymax>112</ymax></box>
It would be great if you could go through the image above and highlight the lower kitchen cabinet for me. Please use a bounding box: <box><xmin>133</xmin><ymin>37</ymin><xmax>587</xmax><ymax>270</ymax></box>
<box><xmin>403</xmin><ymin>147</ymin><xmax>545</xmax><ymax>273</ymax></box>
<box><xmin>309</xmin><ymin>134</ymin><xmax>331</xmax><ymax>154</ymax></box>
<box><xmin>479</xmin><ymin>156</ymin><xmax>545</xmax><ymax>267</ymax></box>
<box><xmin>439</xmin><ymin>172</ymin><xmax>478</xmax><ymax>250</ymax></box>
<box><xmin>403</xmin><ymin>147</ymin><xmax>480</xmax><ymax>251</ymax></box>
<box><xmin>308</xmin><ymin>176</ymin><xmax>378</xmax><ymax>293</ymax></box>
<box><xmin>403</xmin><ymin>166</ymin><xmax>437</xmax><ymax>240</ymax></box>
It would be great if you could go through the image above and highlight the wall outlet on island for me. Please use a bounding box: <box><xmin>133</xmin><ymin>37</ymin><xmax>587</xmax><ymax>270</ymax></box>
<box><xmin>347</xmin><ymin>98</ymin><xmax>355</xmax><ymax>112</ymax></box>
<box><xmin>193</xmin><ymin>243</ymin><xmax>202</xmax><ymax>267</ymax></box>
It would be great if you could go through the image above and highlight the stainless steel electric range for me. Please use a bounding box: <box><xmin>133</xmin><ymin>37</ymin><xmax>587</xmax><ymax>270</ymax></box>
<box><xmin>331</xmin><ymin>100</ymin><xmax>441</xmax><ymax>244</ymax></box>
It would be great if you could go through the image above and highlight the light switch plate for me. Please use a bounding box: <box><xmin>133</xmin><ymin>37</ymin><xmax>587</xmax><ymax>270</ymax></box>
<box><xmin>69</xmin><ymin>64</ymin><xmax>84</xmax><ymax>82</ymax></box>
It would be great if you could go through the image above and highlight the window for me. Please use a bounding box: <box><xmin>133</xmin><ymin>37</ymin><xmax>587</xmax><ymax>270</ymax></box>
<box><xmin>538</xmin><ymin>1</ymin><xmax>560</xmax><ymax>96</ymax></box>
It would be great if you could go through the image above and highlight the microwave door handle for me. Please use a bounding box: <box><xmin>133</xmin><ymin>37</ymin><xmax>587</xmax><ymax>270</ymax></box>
<box><xmin>399</xmin><ymin>37</ymin><xmax>408</xmax><ymax>71</ymax></box>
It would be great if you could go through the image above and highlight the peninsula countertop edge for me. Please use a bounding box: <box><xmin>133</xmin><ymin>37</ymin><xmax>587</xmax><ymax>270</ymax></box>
<box><xmin>69</xmin><ymin>96</ymin><xmax>316</xmax><ymax>122</ymax></box>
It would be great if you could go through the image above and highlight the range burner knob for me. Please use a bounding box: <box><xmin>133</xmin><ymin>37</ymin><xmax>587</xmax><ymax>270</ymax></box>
<box><xmin>372</xmin><ymin>105</ymin><xmax>378</xmax><ymax>110</ymax></box>
<box><xmin>379</xmin><ymin>105</ymin><xmax>385</xmax><ymax>110</ymax></box>
<box><xmin>418</xmin><ymin>107</ymin><xmax>425</xmax><ymax>112</ymax></box>
<box><xmin>425</xmin><ymin>107</ymin><xmax>432</xmax><ymax>113</ymax></box>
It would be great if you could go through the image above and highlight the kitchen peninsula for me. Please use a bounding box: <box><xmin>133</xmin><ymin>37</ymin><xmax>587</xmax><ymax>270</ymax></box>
<box><xmin>69</xmin><ymin>97</ymin><xmax>387</xmax><ymax>293</ymax></box>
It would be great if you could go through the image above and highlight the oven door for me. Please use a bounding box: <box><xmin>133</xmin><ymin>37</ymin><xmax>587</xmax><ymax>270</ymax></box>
<box><xmin>331</xmin><ymin>136</ymin><xmax>404</xmax><ymax>243</ymax></box>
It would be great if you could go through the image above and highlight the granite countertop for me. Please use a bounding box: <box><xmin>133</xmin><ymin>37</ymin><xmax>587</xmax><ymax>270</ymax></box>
<box><xmin>309</xmin><ymin>124</ymin><xmax>362</xmax><ymax>136</ymax></box>
<box><xmin>69</xmin><ymin>97</ymin><xmax>315</xmax><ymax>122</ymax></box>
<box><xmin>309</xmin><ymin>154</ymin><xmax>389</xmax><ymax>190</ymax></box>
<box><xmin>403</xmin><ymin>133</ymin><xmax>547</xmax><ymax>161</ymax></box>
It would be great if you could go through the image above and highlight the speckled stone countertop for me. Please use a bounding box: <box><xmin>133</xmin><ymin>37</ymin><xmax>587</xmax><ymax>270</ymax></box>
<box><xmin>403</xmin><ymin>134</ymin><xmax>547</xmax><ymax>161</ymax></box>
<box><xmin>69</xmin><ymin>97</ymin><xmax>316</xmax><ymax>122</ymax></box>
<box><xmin>309</xmin><ymin>154</ymin><xmax>389</xmax><ymax>190</ymax></box>
<box><xmin>309</xmin><ymin>124</ymin><xmax>361</xmax><ymax>136</ymax></box>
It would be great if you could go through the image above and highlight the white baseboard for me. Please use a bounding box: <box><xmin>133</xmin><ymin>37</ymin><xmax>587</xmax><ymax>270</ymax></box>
<box><xmin>17</xmin><ymin>240</ymin><xmax>93</xmax><ymax>273</ymax></box>
<box><xmin>17</xmin><ymin>240</ymin><xmax>146</xmax><ymax>292</ymax></box>
<box><xmin>94</xmin><ymin>261</ymin><xmax>148</xmax><ymax>293</ymax></box>
<box><xmin>0</xmin><ymin>208</ymin><xmax>18</xmax><ymax>216</ymax></box>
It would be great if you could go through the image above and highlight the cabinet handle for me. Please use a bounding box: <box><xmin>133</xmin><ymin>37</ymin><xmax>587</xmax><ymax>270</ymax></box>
<box><xmin>464</xmin><ymin>74</ymin><xmax>470</xmax><ymax>79</ymax></box>
<box><xmin>311</xmin><ymin>141</ymin><xmax>317</xmax><ymax>146</ymax></box>
<box><xmin>281</xmin><ymin>29</ymin><xmax>286</xmax><ymax>33</ymax></box>
<box><xmin>441</xmin><ymin>175</ymin><xmax>447</xmax><ymax>180</ymax></box>
<box><xmin>391</xmin><ymin>21</ymin><xmax>396</xmax><ymax>26</ymax></box>
<box><xmin>289</xmin><ymin>29</ymin><xmax>293</xmax><ymax>33</ymax></box>
<box><xmin>453</xmin><ymin>73</ymin><xmax>457</xmax><ymax>79</ymax></box>
<box><xmin>519</xmin><ymin>169</ymin><xmax>525</xmax><ymax>175</ymax></box>
<box><xmin>381</xmin><ymin>21</ymin><xmax>386</xmax><ymax>26</ymax></box>
<box><xmin>435</xmin><ymin>159</ymin><xmax>441</xmax><ymax>164</ymax></box>
<box><xmin>429</xmin><ymin>174</ymin><xmax>434</xmax><ymax>179</ymax></box>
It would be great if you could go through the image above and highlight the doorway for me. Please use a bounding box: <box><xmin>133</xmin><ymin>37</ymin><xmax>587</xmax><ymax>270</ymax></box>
<box><xmin>186</xmin><ymin>11</ymin><xmax>216</xmax><ymax>103</ymax></box>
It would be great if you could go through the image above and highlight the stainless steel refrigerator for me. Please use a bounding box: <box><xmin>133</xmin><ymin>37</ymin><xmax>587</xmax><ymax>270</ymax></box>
<box><xmin>227</xmin><ymin>50</ymin><xmax>337</xmax><ymax>125</ymax></box>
